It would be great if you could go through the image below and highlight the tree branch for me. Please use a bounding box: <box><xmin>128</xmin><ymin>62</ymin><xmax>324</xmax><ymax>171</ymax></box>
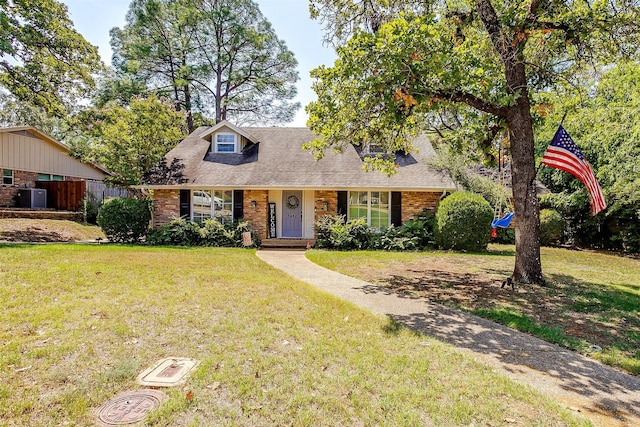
<box><xmin>432</xmin><ymin>89</ymin><xmax>509</xmax><ymax>118</ymax></box>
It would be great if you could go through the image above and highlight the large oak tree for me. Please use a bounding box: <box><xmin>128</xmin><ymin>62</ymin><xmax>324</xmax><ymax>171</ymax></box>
<box><xmin>306</xmin><ymin>0</ymin><xmax>640</xmax><ymax>284</ymax></box>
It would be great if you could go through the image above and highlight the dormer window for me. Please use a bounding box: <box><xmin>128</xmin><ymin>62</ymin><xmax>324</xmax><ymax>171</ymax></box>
<box><xmin>359</xmin><ymin>141</ymin><xmax>387</xmax><ymax>155</ymax></box>
<box><xmin>215</xmin><ymin>133</ymin><xmax>237</xmax><ymax>153</ymax></box>
<box><xmin>367</xmin><ymin>142</ymin><xmax>386</xmax><ymax>154</ymax></box>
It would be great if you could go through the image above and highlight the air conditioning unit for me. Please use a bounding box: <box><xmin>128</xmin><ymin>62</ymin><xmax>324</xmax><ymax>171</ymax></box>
<box><xmin>18</xmin><ymin>188</ymin><xmax>47</xmax><ymax>208</ymax></box>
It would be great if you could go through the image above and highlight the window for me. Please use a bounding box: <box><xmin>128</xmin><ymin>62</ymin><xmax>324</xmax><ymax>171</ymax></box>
<box><xmin>348</xmin><ymin>191</ymin><xmax>390</xmax><ymax>230</ymax></box>
<box><xmin>192</xmin><ymin>189</ymin><xmax>233</xmax><ymax>224</ymax></box>
<box><xmin>192</xmin><ymin>190</ymin><xmax>213</xmax><ymax>224</ymax></box>
<box><xmin>366</xmin><ymin>142</ymin><xmax>386</xmax><ymax>154</ymax></box>
<box><xmin>215</xmin><ymin>133</ymin><xmax>236</xmax><ymax>153</ymax></box>
<box><xmin>2</xmin><ymin>169</ymin><xmax>14</xmax><ymax>185</ymax></box>
<box><xmin>38</xmin><ymin>174</ymin><xmax>64</xmax><ymax>181</ymax></box>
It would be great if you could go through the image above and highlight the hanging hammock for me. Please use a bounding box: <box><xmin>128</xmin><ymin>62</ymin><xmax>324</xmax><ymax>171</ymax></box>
<box><xmin>491</xmin><ymin>212</ymin><xmax>515</xmax><ymax>238</ymax></box>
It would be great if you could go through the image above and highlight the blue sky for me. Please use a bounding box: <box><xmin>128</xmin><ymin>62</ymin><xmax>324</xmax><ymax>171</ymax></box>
<box><xmin>61</xmin><ymin>0</ymin><xmax>336</xmax><ymax>127</ymax></box>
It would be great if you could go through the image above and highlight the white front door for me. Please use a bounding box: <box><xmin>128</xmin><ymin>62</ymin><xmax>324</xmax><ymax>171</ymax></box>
<box><xmin>282</xmin><ymin>190</ymin><xmax>302</xmax><ymax>237</ymax></box>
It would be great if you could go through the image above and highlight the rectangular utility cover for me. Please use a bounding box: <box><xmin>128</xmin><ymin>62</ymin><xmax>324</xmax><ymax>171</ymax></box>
<box><xmin>137</xmin><ymin>357</ymin><xmax>199</xmax><ymax>387</ymax></box>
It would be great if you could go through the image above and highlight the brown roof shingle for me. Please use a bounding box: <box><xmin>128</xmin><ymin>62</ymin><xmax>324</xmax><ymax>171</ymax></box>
<box><xmin>147</xmin><ymin>124</ymin><xmax>455</xmax><ymax>191</ymax></box>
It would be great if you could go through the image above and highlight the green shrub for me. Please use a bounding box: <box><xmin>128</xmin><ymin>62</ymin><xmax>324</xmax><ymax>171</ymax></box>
<box><xmin>314</xmin><ymin>215</ymin><xmax>370</xmax><ymax>250</ymax></box>
<box><xmin>372</xmin><ymin>226</ymin><xmax>420</xmax><ymax>251</ymax></box>
<box><xmin>146</xmin><ymin>217</ymin><xmax>201</xmax><ymax>246</ymax></box>
<box><xmin>435</xmin><ymin>191</ymin><xmax>493</xmax><ymax>251</ymax></box>
<box><xmin>314</xmin><ymin>215</ymin><xmax>344</xmax><ymax>248</ymax></box>
<box><xmin>371</xmin><ymin>219</ymin><xmax>435</xmax><ymax>251</ymax></box>
<box><xmin>399</xmin><ymin>217</ymin><xmax>435</xmax><ymax>248</ymax></box>
<box><xmin>539</xmin><ymin>208</ymin><xmax>565</xmax><ymax>246</ymax></box>
<box><xmin>81</xmin><ymin>194</ymin><xmax>100</xmax><ymax>224</ymax></box>
<box><xmin>200</xmin><ymin>219</ymin><xmax>259</xmax><ymax>248</ymax></box>
<box><xmin>492</xmin><ymin>226</ymin><xmax>516</xmax><ymax>244</ymax></box>
<box><xmin>97</xmin><ymin>198</ymin><xmax>151</xmax><ymax>243</ymax></box>
<box><xmin>146</xmin><ymin>217</ymin><xmax>259</xmax><ymax>248</ymax></box>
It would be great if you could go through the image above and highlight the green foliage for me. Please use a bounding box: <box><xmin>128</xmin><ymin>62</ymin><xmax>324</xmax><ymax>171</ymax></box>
<box><xmin>492</xmin><ymin>227</ymin><xmax>515</xmax><ymax>244</ymax></box>
<box><xmin>68</xmin><ymin>95</ymin><xmax>185</xmax><ymax>187</ymax></box>
<box><xmin>435</xmin><ymin>192</ymin><xmax>493</xmax><ymax>251</ymax></box>
<box><xmin>112</xmin><ymin>0</ymin><xmax>299</xmax><ymax>129</ymax></box>
<box><xmin>428</xmin><ymin>147</ymin><xmax>511</xmax><ymax>212</ymax></box>
<box><xmin>81</xmin><ymin>195</ymin><xmax>101</xmax><ymax>225</ymax></box>
<box><xmin>307</xmin><ymin>0</ymin><xmax>640</xmax><ymax>283</ymax></box>
<box><xmin>145</xmin><ymin>217</ymin><xmax>201</xmax><ymax>246</ymax></box>
<box><xmin>146</xmin><ymin>217</ymin><xmax>259</xmax><ymax>248</ymax></box>
<box><xmin>536</xmin><ymin>62</ymin><xmax>640</xmax><ymax>253</ymax></box>
<box><xmin>0</xmin><ymin>93</ymin><xmax>63</xmax><ymax>135</ymax></box>
<box><xmin>373</xmin><ymin>218</ymin><xmax>435</xmax><ymax>251</ymax></box>
<box><xmin>315</xmin><ymin>215</ymin><xmax>434</xmax><ymax>251</ymax></box>
<box><xmin>314</xmin><ymin>215</ymin><xmax>371</xmax><ymax>250</ymax></box>
<box><xmin>0</xmin><ymin>0</ymin><xmax>102</xmax><ymax>115</ymax></box>
<box><xmin>539</xmin><ymin>209</ymin><xmax>565</xmax><ymax>247</ymax></box>
<box><xmin>97</xmin><ymin>198</ymin><xmax>151</xmax><ymax>243</ymax></box>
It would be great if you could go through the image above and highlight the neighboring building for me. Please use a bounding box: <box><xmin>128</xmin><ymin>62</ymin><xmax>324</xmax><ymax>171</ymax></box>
<box><xmin>0</xmin><ymin>126</ymin><xmax>109</xmax><ymax>209</ymax></box>
<box><xmin>140</xmin><ymin>121</ymin><xmax>456</xmax><ymax>241</ymax></box>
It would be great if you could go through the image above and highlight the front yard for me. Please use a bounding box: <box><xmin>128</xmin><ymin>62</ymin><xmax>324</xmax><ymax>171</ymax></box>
<box><xmin>307</xmin><ymin>245</ymin><xmax>640</xmax><ymax>376</ymax></box>
<box><xmin>0</xmin><ymin>244</ymin><xmax>589</xmax><ymax>426</ymax></box>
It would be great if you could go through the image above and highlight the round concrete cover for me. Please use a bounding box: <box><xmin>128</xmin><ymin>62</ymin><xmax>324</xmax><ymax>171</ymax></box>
<box><xmin>95</xmin><ymin>389</ymin><xmax>168</xmax><ymax>426</ymax></box>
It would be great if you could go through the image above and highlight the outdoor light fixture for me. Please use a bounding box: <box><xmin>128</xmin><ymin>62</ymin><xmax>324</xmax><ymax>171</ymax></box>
<box><xmin>322</xmin><ymin>201</ymin><xmax>329</xmax><ymax>211</ymax></box>
<box><xmin>251</xmin><ymin>200</ymin><xmax>257</xmax><ymax>209</ymax></box>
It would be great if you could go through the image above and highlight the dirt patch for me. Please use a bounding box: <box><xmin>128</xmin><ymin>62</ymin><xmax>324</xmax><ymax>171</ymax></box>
<box><xmin>0</xmin><ymin>219</ymin><xmax>104</xmax><ymax>243</ymax></box>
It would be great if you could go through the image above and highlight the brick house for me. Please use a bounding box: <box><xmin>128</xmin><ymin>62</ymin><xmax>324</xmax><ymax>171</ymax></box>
<box><xmin>140</xmin><ymin>121</ymin><xmax>456</xmax><ymax>242</ymax></box>
<box><xmin>1</xmin><ymin>126</ymin><xmax>109</xmax><ymax>209</ymax></box>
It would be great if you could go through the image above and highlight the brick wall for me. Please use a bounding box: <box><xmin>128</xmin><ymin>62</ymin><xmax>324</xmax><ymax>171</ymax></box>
<box><xmin>243</xmin><ymin>190</ymin><xmax>269</xmax><ymax>239</ymax></box>
<box><xmin>152</xmin><ymin>189</ymin><xmax>180</xmax><ymax>228</ymax></box>
<box><xmin>0</xmin><ymin>170</ymin><xmax>40</xmax><ymax>207</ymax></box>
<box><xmin>402</xmin><ymin>191</ymin><xmax>443</xmax><ymax>223</ymax></box>
<box><xmin>314</xmin><ymin>190</ymin><xmax>338</xmax><ymax>224</ymax></box>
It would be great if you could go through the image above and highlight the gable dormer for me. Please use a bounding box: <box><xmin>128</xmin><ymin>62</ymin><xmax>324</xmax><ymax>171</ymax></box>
<box><xmin>199</xmin><ymin>120</ymin><xmax>256</xmax><ymax>154</ymax></box>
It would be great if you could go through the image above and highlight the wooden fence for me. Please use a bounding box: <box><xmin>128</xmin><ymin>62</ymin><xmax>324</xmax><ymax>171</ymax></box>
<box><xmin>36</xmin><ymin>181</ymin><xmax>85</xmax><ymax>211</ymax></box>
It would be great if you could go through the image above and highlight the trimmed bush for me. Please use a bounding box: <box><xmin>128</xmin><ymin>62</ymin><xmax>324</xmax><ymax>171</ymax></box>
<box><xmin>97</xmin><ymin>198</ymin><xmax>151</xmax><ymax>243</ymax></box>
<box><xmin>539</xmin><ymin>208</ymin><xmax>565</xmax><ymax>246</ymax></box>
<box><xmin>435</xmin><ymin>191</ymin><xmax>493</xmax><ymax>251</ymax></box>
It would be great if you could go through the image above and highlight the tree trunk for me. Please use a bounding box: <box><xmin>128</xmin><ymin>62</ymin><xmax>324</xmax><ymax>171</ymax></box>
<box><xmin>183</xmin><ymin>84</ymin><xmax>194</xmax><ymax>134</ymax></box>
<box><xmin>505</xmin><ymin>63</ymin><xmax>544</xmax><ymax>285</ymax></box>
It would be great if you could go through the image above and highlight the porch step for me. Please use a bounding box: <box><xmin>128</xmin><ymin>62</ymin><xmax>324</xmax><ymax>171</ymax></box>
<box><xmin>260</xmin><ymin>238</ymin><xmax>314</xmax><ymax>249</ymax></box>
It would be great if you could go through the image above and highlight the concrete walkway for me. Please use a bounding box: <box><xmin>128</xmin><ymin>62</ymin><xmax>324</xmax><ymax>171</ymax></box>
<box><xmin>256</xmin><ymin>250</ymin><xmax>640</xmax><ymax>427</ymax></box>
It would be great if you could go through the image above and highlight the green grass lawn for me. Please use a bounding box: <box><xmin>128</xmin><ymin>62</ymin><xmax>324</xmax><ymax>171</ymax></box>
<box><xmin>307</xmin><ymin>244</ymin><xmax>640</xmax><ymax>375</ymax></box>
<box><xmin>0</xmin><ymin>244</ymin><xmax>590</xmax><ymax>426</ymax></box>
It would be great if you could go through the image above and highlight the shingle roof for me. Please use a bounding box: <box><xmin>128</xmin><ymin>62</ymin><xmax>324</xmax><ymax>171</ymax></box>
<box><xmin>145</xmin><ymin>123</ymin><xmax>456</xmax><ymax>191</ymax></box>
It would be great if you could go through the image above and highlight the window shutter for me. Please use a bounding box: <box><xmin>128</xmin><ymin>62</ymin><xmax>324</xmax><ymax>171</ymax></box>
<box><xmin>337</xmin><ymin>191</ymin><xmax>348</xmax><ymax>220</ymax></box>
<box><xmin>391</xmin><ymin>191</ymin><xmax>402</xmax><ymax>227</ymax></box>
<box><xmin>233</xmin><ymin>190</ymin><xmax>244</xmax><ymax>220</ymax></box>
<box><xmin>179</xmin><ymin>190</ymin><xmax>191</xmax><ymax>218</ymax></box>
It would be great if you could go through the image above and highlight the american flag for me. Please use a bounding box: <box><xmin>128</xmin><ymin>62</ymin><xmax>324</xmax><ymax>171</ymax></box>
<box><xmin>542</xmin><ymin>125</ymin><xmax>606</xmax><ymax>215</ymax></box>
